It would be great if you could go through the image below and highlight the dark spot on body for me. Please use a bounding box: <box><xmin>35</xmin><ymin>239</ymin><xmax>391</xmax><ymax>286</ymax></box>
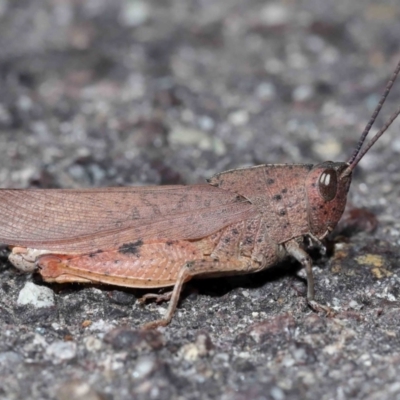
<box><xmin>279</xmin><ymin>210</ymin><xmax>286</xmax><ymax>216</ymax></box>
<box><xmin>224</xmin><ymin>237</ymin><xmax>231</xmax><ymax>244</ymax></box>
<box><xmin>166</xmin><ymin>241</ymin><xmax>174</xmax><ymax>246</ymax></box>
<box><xmin>88</xmin><ymin>250</ymin><xmax>103</xmax><ymax>258</ymax></box>
<box><xmin>312</xmin><ymin>183</ymin><xmax>316</xmax><ymax>188</ymax></box>
<box><xmin>281</xmin><ymin>188</ymin><xmax>287</xmax><ymax>194</ymax></box>
<box><xmin>232</xmin><ymin>229</ymin><xmax>239</xmax><ymax>235</ymax></box>
<box><xmin>236</xmin><ymin>195</ymin><xmax>244</xmax><ymax>201</ymax></box>
<box><xmin>267</xmin><ymin>178</ymin><xmax>275</xmax><ymax>185</ymax></box>
<box><xmin>273</xmin><ymin>194</ymin><xmax>282</xmax><ymax>201</ymax></box>
<box><xmin>118</xmin><ymin>239</ymin><xmax>144</xmax><ymax>256</ymax></box>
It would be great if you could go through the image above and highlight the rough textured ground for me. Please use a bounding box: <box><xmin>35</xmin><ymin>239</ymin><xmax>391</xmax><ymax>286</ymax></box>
<box><xmin>0</xmin><ymin>1</ymin><xmax>400</xmax><ymax>399</ymax></box>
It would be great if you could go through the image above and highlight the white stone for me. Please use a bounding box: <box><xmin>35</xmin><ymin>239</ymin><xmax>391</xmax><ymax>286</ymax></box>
<box><xmin>46</xmin><ymin>341</ymin><xmax>77</xmax><ymax>363</ymax></box>
<box><xmin>132</xmin><ymin>356</ymin><xmax>156</xmax><ymax>379</ymax></box>
<box><xmin>228</xmin><ymin>110</ymin><xmax>249</xmax><ymax>126</ymax></box>
<box><xmin>17</xmin><ymin>282</ymin><xmax>55</xmax><ymax>308</ymax></box>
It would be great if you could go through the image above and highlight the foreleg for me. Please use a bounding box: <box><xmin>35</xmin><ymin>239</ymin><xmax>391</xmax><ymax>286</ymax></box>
<box><xmin>285</xmin><ymin>239</ymin><xmax>334</xmax><ymax>315</ymax></box>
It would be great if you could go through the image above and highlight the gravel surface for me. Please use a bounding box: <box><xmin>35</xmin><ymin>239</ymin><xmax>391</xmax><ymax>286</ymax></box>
<box><xmin>0</xmin><ymin>1</ymin><xmax>400</xmax><ymax>399</ymax></box>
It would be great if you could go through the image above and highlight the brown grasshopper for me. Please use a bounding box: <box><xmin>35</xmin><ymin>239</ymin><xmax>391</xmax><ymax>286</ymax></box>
<box><xmin>2</xmin><ymin>60</ymin><xmax>400</xmax><ymax>329</ymax></box>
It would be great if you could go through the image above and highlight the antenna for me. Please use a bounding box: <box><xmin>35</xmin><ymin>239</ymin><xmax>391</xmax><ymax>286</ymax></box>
<box><xmin>341</xmin><ymin>59</ymin><xmax>400</xmax><ymax>177</ymax></box>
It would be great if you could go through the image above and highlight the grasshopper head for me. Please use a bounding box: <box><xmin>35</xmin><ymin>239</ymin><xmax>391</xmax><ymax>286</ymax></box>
<box><xmin>305</xmin><ymin>161</ymin><xmax>352</xmax><ymax>239</ymax></box>
<box><xmin>291</xmin><ymin>60</ymin><xmax>400</xmax><ymax>240</ymax></box>
<box><xmin>304</xmin><ymin>60</ymin><xmax>400</xmax><ymax>239</ymax></box>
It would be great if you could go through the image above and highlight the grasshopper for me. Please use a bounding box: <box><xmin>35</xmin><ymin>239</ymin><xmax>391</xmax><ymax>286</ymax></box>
<box><xmin>2</xmin><ymin>60</ymin><xmax>400</xmax><ymax>329</ymax></box>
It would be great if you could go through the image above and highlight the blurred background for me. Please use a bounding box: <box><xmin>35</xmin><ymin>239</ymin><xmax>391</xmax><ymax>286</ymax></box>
<box><xmin>0</xmin><ymin>0</ymin><xmax>399</xmax><ymax>192</ymax></box>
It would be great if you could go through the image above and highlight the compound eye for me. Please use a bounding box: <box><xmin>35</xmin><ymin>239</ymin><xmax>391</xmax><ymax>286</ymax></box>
<box><xmin>318</xmin><ymin>168</ymin><xmax>337</xmax><ymax>201</ymax></box>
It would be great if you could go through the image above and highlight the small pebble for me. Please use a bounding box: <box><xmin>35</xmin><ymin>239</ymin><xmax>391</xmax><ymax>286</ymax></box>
<box><xmin>292</xmin><ymin>84</ymin><xmax>314</xmax><ymax>102</ymax></box>
<box><xmin>180</xmin><ymin>343</ymin><xmax>200</xmax><ymax>362</ymax></box>
<box><xmin>83</xmin><ymin>336</ymin><xmax>102</xmax><ymax>352</ymax></box>
<box><xmin>132</xmin><ymin>356</ymin><xmax>157</xmax><ymax>380</ymax></box>
<box><xmin>313</xmin><ymin>138</ymin><xmax>342</xmax><ymax>159</ymax></box>
<box><xmin>228</xmin><ymin>110</ymin><xmax>249</xmax><ymax>126</ymax></box>
<box><xmin>17</xmin><ymin>282</ymin><xmax>55</xmax><ymax>308</ymax></box>
<box><xmin>270</xmin><ymin>386</ymin><xmax>285</xmax><ymax>400</ymax></box>
<box><xmin>119</xmin><ymin>0</ymin><xmax>149</xmax><ymax>27</ymax></box>
<box><xmin>88</xmin><ymin>319</ymin><xmax>115</xmax><ymax>333</ymax></box>
<box><xmin>261</xmin><ymin>2</ymin><xmax>290</xmax><ymax>26</ymax></box>
<box><xmin>179</xmin><ymin>332</ymin><xmax>214</xmax><ymax>361</ymax></box>
<box><xmin>46</xmin><ymin>341</ymin><xmax>77</xmax><ymax>363</ymax></box>
<box><xmin>198</xmin><ymin>115</ymin><xmax>215</xmax><ymax>131</ymax></box>
<box><xmin>255</xmin><ymin>82</ymin><xmax>276</xmax><ymax>101</ymax></box>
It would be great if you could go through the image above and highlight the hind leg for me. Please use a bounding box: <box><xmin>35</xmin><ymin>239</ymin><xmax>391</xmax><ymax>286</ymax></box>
<box><xmin>141</xmin><ymin>257</ymin><xmax>257</xmax><ymax>330</ymax></box>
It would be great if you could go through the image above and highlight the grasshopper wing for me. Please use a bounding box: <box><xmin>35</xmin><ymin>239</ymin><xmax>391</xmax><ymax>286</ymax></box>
<box><xmin>0</xmin><ymin>185</ymin><xmax>255</xmax><ymax>253</ymax></box>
